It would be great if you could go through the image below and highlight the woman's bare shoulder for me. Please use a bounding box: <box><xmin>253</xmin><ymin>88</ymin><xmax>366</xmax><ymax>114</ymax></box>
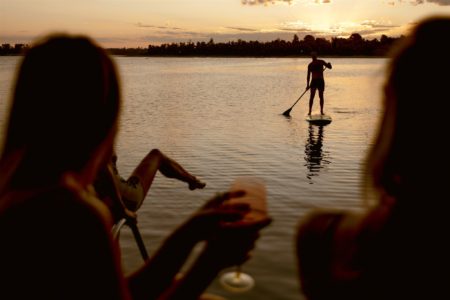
<box><xmin>297</xmin><ymin>209</ymin><xmax>351</xmax><ymax>237</ymax></box>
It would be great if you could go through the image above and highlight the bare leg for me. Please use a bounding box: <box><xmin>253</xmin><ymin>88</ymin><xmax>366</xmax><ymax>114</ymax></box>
<box><xmin>129</xmin><ymin>149</ymin><xmax>206</xmax><ymax>197</ymax></box>
<box><xmin>318</xmin><ymin>90</ymin><xmax>324</xmax><ymax>115</ymax></box>
<box><xmin>308</xmin><ymin>88</ymin><xmax>317</xmax><ymax>115</ymax></box>
<box><xmin>110</xmin><ymin>149</ymin><xmax>206</xmax><ymax>211</ymax></box>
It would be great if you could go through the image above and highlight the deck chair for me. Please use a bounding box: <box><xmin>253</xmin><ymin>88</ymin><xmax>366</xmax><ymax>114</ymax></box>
<box><xmin>112</xmin><ymin>215</ymin><xmax>149</xmax><ymax>260</ymax></box>
<box><xmin>96</xmin><ymin>166</ymin><xmax>149</xmax><ymax>261</ymax></box>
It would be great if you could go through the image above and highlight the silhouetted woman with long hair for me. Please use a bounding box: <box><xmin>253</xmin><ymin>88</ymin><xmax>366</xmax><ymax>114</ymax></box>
<box><xmin>0</xmin><ymin>34</ymin><xmax>270</xmax><ymax>300</ymax></box>
<box><xmin>296</xmin><ymin>16</ymin><xmax>450</xmax><ymax>300</ymax></box>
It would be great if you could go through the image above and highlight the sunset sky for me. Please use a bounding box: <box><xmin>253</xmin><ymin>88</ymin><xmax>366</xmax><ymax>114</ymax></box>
<box><xmin>1</xmin><ymin>0</ymin><xmax>450</xmax><ymax>47</ymax></box>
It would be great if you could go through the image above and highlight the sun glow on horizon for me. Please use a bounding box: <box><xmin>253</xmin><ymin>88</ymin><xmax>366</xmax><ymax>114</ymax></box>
<box><xmin>1</xmin><ymin>0</ymin><xmax>450</xmax><ymax>47</ymax></box>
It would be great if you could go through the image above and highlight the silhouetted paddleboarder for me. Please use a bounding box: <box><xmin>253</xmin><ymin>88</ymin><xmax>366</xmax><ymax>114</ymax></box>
<box><xmin>307</xmin><ymin>51</ymin><xmax>332</xmax><ymax>116</ymax></box>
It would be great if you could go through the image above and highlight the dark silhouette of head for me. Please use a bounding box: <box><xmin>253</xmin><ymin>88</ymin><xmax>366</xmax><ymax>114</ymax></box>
<box><xmin>366</xmin><ymin>16</ymin><xmax>450</xmax><ymax>204</ymax></box>
<box><xmin>0</xmin><ymin>34</ymin><xmax>121</xmax><ymax>189</ymax></box>
<box><xmin>310</xmin><ymin>51</ymin><xmax>318</xmax><ymax>60</ymax></box>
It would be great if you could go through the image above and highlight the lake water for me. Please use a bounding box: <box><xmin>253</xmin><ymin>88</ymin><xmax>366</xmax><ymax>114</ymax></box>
<box><xmin>0</xmin><ymin>56</ymin><xmax>386</xmax><ymax>300</ymax></box>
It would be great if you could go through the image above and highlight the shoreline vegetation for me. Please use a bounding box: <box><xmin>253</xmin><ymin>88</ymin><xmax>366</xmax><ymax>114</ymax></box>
<box><xmin>1</xmin><ymin>33</ymin><xmax>402</xmax><ymax>57</ymax></box>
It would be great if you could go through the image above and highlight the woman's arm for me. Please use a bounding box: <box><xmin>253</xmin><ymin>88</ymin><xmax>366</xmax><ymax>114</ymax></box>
<box><xmin>126</xmin><ymin>191</ymin><xmax>251</xmax><ymax>300</ymax></box>
<box><xmin>158</xmin><ymin>217</ymin><xmax>272</xmax><ymax>300</ymax></box>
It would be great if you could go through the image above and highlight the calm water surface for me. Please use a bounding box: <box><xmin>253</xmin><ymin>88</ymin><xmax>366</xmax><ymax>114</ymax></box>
<box><xmin>0</xmin><ymin>56</ymin><xmax>386</xmax><ymax>300</ymax></box>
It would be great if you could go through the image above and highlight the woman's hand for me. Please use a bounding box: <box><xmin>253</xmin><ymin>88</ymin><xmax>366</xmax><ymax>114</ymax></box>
<box><xmin>202</xmin><ymin>215</ymin><xmax>272</xmax><ymax>269</ymax></box>
<box><xmin>151</xmin><ymin>192</ymin><xmax>272</xmax><ymax>300</ymax></box>
<box><xmin>179</xmin><ymin>190</ymin><xmax>251</xmax><ymax>242</ymax></box>
<box><xmin>192</xmin><ymin>190</ymin><xmax>272</xmax><ymax>268</ymax></box>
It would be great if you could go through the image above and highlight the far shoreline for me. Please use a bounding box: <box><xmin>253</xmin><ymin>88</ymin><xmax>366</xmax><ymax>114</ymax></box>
<box><xmin>109</xmin><ymin>54</ymin><xmax>388</xmax><ymax>58</ymax></box>
<box><xmin>1</xmin><ymin>33</ymin><xmax>402</xmax><ymax>58</ymax></box>
<box><xmin>0</xmin><ymin>53</ymin><xmax>389</xmax><ymax>59</ymax></box>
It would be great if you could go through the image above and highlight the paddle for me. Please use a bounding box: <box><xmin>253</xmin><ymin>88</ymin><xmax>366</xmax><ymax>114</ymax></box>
<box><xmin>282</xmin><ymin>87</ymin><xmax>309</xmax><ymax>117</ymax></box>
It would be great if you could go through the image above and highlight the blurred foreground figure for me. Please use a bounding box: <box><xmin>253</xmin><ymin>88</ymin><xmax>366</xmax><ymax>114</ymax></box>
<box><xmin>296</xmin><ymin>16</ymin><xmax>450</xmax><ymax>300</ymax></box>
<box><xmin>0</xmin><ymin>34</ymin><xmax>270</xmax><ymax>300</ymax></box>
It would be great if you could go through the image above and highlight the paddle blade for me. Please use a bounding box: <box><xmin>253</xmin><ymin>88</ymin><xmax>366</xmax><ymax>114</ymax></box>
<box><xmin>282</xmin><ymin>108</ymin><xmax>292</xmax><ymax>116</ymax></box>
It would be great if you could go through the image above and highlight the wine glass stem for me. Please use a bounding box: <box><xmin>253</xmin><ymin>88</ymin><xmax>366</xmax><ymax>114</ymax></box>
<box><xmin>236</xmin><ymin>266</ymin><xmax>242</xmax><ymax>279</ymax></box>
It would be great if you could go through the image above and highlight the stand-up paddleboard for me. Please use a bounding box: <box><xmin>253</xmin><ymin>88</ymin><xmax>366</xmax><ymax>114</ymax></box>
<box><xmin>306</xmin><ymin>114</ymin><xmax>332</xmax><ymax>125</ymax></box>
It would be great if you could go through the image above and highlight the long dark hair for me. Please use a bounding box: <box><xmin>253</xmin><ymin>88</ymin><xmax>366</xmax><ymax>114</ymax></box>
<box><xmin>0</xmin><ymin>34</ymin><xmax>121</xmax><ymax>190</ymax></box>
<box><xmin>365</xmin><ymin>16</ymin><xmax>450</xmax><ymax>207</ymax></box>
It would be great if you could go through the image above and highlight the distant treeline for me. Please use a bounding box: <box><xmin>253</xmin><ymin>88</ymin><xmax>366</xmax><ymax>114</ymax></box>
<box><xmin>1</xmin><ymin>33</ymin><xmax>403</xmax><ymax>57</ymax></box>
<box><xmin>108</xmin><ymin>33</ymin><xmax>403</xmax><ymax>57</ymax></box>
<box><xmin>0</xmin><ymin>43</ymin><xmax>29</xmax><ymax>55</ymax></box>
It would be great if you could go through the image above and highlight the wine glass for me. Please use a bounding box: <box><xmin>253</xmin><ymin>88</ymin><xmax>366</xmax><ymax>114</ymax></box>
<box><xmin>219</xmin><ymin>177</ymin><xmax>267</xmax><ymax>293</ymax></box>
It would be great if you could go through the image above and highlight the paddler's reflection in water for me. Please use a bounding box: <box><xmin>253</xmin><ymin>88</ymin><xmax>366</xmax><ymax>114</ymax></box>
<box><xmin>304</xmin><ymin>124</ymin><xmax>330</xmax><ymax>181</ymax></box>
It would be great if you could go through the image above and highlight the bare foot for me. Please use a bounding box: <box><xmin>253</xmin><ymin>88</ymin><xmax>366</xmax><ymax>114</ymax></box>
<box><xmin>189</xmin><ymin>177</ymin><xmax>206</xmax><ymax>190</ymax></box>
